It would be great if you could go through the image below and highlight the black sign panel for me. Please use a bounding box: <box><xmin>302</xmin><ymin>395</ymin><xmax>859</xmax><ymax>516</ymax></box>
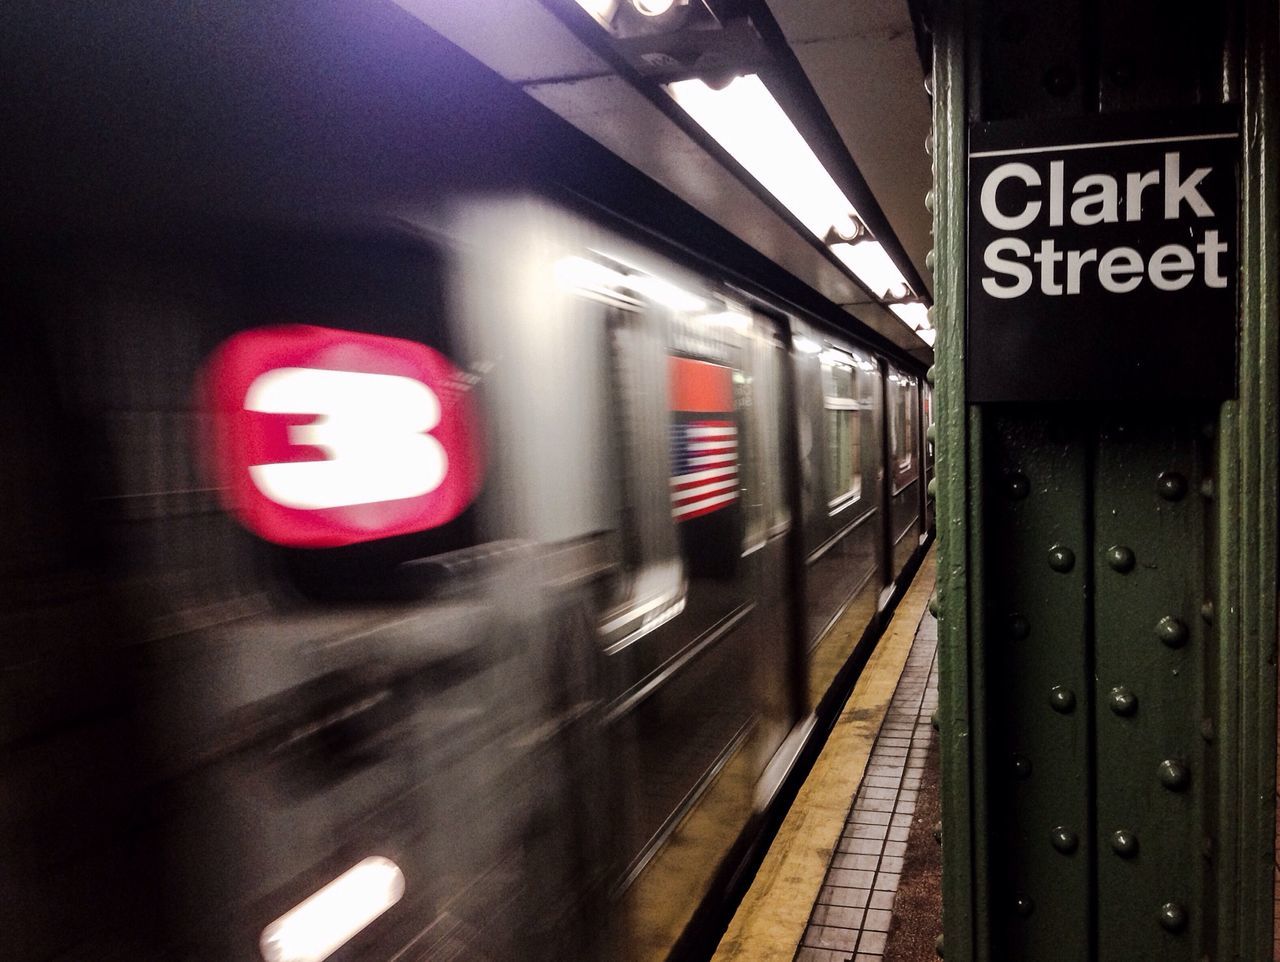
<box><xmin>968</xmin><ymin>109</ymin><xmax>1238</xmax><ymax>402</ymax></box>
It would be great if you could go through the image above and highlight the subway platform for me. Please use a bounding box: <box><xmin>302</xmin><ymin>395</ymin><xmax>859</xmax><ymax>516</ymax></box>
<box><xmin>711</xmin><ymin>549</ymin><xmax>940</xmax><ymax>962</ymax></box>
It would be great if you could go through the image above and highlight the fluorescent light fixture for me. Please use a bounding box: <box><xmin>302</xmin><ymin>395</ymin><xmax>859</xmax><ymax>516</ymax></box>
<box><xmin>666</xmin><ymin>74</ymin><xmax>927</xmax><ymax>325</ymax></box>
<box><xmin>260</xmin><ymin>857</ymin><xmax>405</xmax><ymax>962</ymax></box>
<box><xmin>829</xmin><ymin>241</ymin><xmax>910</xmax><ymax>300</ymax></box>
<box><xmin>792</xmin><ymin>335</ymin><xmax>822</xmax><ymax>355</ymax></box>
<box><xmin>573</xmin><ymin>0</ymin><xmax>619</xmax><ymax>25</ymax></box>
<box><xmin>632</xmin><ymin>0</ymin><xmax>675</xmax><ymax>14</ymax></box>
<box><xmin>917</xmin><ymin>328</ymin><xmax>937</xmax><ymax>347</ymax></box>
<box><xmin>667</xmin><ymin>75</ymin><xmax>859</xmax><ymax>241</ymax></box>
<box><xmin>889</xmin><ymin>302</ymin><xmax>931</xmax><ymax>331</ymax></box>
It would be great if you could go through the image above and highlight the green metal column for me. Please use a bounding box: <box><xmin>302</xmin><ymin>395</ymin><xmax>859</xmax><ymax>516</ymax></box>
<box><xmin>930</xmin><ymin>2</ymin><xmax>1278</xmax><ymax>960</ymax></box>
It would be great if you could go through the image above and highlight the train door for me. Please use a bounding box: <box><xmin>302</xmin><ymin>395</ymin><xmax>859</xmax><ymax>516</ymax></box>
<box><xmin>792</xmin><ymin>321</ymin><xmax>885</xmax><ymax>710</ymax></box>
<box><xmin>886</xmin><ymin>364</ymin><xmax>923</xmax><ymax>577</ymax></box>
<box><xmin>737</xmin><ymin>309</ymin><xmax>797</xmax><ymax>775</ymax></box>
<box><xmin>590</xmin><ymin>289</ymin><xmax>768</xmax><ymax>961</ymax></box>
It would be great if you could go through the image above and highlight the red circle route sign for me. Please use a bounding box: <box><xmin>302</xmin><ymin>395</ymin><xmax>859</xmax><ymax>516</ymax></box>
<box><xmin>201</xmin><ymin>325</ymin><xmax>482</xmax><ymax>548</ymax></box>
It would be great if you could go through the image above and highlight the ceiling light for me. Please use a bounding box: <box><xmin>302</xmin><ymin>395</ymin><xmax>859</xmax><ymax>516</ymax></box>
<box><xmin>889</xmin><ymin>302</ymin><xmax>931</xmax><ymax>331</ymax></box>
<box><xmin>829</xmin><ymin>213</ymin><xmax>865</xmax><ymax>244</ymax></box>
<box><xmin>573</xmin><ymin>0</ymin><xmax>620</xmax><ymax>25</ymax></box>
<box><xmin>260</xmin><ymin>857</ymin><xmax>405</xmax><ymax>962</ymax></box>
<box><xmin>631</xmin><ymin>0</ymin><xmax>676</xmax><ymax>15</ymax></box>
<box><xmin>829</xmin><ymin>241</ymin><xmax>910</xmax><ymax>300</ymax></box>
<box><xmin>667</xmin><ymin>75</ymin><xmax>859</xmax><ymax>242</ymax></box>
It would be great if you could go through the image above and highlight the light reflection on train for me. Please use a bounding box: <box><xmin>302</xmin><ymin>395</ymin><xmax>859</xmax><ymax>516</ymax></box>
<box><xmin>3</xmin><ymin>195</ymin><xmax>929</xmax><ymax>962</ymax></box>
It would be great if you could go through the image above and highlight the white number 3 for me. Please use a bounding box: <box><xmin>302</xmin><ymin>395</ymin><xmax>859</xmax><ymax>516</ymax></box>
<box><xmin>244</xmin><ymin>367</ymin><xmax>448</xmax><ymax>510</ymax></box>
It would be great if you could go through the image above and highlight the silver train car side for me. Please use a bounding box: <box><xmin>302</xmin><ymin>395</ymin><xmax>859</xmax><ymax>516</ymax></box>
<box><xmin>2</xmin><ymin>194</ymin><xmax>930</xmax><ymax>962</ymax></box>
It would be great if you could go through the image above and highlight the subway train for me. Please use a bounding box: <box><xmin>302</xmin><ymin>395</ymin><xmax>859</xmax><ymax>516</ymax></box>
<box><xmin>0</xmin><ymin>6</ymin><xmax>931</xmax><ymax>962</ymax></box>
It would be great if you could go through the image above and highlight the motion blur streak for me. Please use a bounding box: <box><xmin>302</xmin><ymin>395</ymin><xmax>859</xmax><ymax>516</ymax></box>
<box><xmin>260</xmin><ymin>858</ymin><xmax>406</xmax><ymax>962</ymax></box>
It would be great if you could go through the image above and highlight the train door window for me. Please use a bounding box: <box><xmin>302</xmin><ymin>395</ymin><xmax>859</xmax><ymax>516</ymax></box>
<box><xmin>758</xmin><ymin>320</ymin><xmax>790</xmax><ymax>535</ymax></box>
<box><xmin>889</xmin><ymin>371</ymin><xmax>919</xmax><ymax>491</ymax></box>
<box><xmin>739</xmin><ymin>316</ymin><xmax>789</xmax><ymax>548</ymax></box>
<box><xmin>822</xmin><ymin>347</ymin><xmax>861</xmax><ymax>509</ymax></box>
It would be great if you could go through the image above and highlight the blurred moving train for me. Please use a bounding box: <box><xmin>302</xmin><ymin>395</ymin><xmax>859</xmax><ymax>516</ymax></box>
<box><xmin>0</xmin><ymin>5</ymin><xmax>931</xmax><ymax>962</ymax></box>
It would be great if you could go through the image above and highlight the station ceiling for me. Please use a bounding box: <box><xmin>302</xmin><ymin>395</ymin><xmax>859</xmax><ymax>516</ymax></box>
<box><xmin>396</xmin><ymin>0</ymin><xmax>935</xmax><ymax>362</ymax></box>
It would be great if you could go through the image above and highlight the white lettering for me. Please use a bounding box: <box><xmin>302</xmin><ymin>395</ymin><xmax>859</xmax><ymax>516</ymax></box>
<box><xmin>1065</xmin><ymin>248</ymin><xmax>1099</xmax><ymax>295</ymax></box>
<box><xmin>981</xmin><ymin>163</ymin><xmax>1042</xmax><ymax>230</ymax></box>
<box><xmin>1148</xmin><ymin>244</ymin><xmax>1195</xmax><ymax>291</ymax></box>
<box><xmin>1197</xmin><ymin>230</ymin><xmax>1229</xmax><ymax>288</ymax></box>
<box><xmin>245</xmin><ymin>367</ymin><xmax>448</xmax><ymax>510</ymax></box>
<box><xmin>1097</xmin><ymin>247</ymin><xmax>1144</xmax><ymax>293</ymax></box>
<box><xmin>1070</xmin><ymin>174</ymin><xmax>1119</xmax><ymax>225</ymax></box>
<box><xmin>1125</xmin><ymin>169</ymin><xmax>1160</xmax><ymax>222</ymax></box>
<box><xmin>982</xmin><ymin>238</ymin><xmax>1033</xmax><ymax>298</ymax></box>
<box><xmin>1032</xmin><ymin>239</ymin><xmax>1064</xmax><ymax>296</ymax></box>
<box><xmin>1049</xmin><ymin>161</ymin><xmax>1064</xmax><ymax>227</ymax></box>
<box><xmin>1164</xmin><ymin>151</ymin><xmax>1213</xmax><ymax>218</ymax></box>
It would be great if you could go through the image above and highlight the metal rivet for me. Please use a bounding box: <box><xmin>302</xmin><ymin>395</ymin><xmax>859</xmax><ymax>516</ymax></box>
<box><xmin>1158</xmin><ymin>759</ymin><xmax>1190</xmax><ymax>791</ymax></box>
<box><xmin>1200</xmin><ymin>478</ymin><xmax>1214</xmax><ymax>499</ymax></box>
<box><xmin>927</xmin><ymin>478</ymin><xmax>937</xmax><ymax>501</ymax></box>
<box><xmin>1157</xmin><ymin>471</ymin><xmax>1188</xmax><ymax>501</ymax></box>
<box><xmin>1156</xmin><ymin>615</ymin><xmax>1188</xmax><ymax>649</ymax></box>
<box><xmin>926</xmin><ymin>248</ymin><xmax>936</xmax><ymax>271</ymax></box>
<box><xmin>1200</xmin><ymin>600</ymin><xmax>1213</xmax><ymax>624</ymax></box>
<box><xmin>924</xmin><ymin>73</ymin><xmax>934</xmax><ymax>97</ymax></box>
<box><xmin>1006</xmin><ymin>472</ymin><xmax>1030</xmax><ymax>500</ymax></box>
<box><xmin>1015</xmin><ymin>896</ymin><xmax>1035</xmax><ymax>918</ymax></box>
<box><xmin>1110</xmin><ymin>829</ymin><xmax>1139</xmax><ymax>857</ymax></box>
<box><xmin>1108</xmin><ymin>686</ymin><xmax>1137</xmax><ymax>716</ymax></box>
<box><xmin>926</xmin><ymin>364</ymin><xmax>936</xmax><ymax>385</ymax></box>
<box><xmin>1106</xmin><ymin>545</ymin><xmax>1135</xmax><ymax>573</ymax></box>
<box><xmin>928</xmin><ymin>594</ymin><xmax>940</xmax><ymax>617</ymax></box>
<box><xmin>1008</xmin><ymin>614</ymin><xmax>1030</xmax><ymax>640</ymax></box>
<box><xmin>927</xmin><ymin>424</ymin><xmax>937</xmax><ymax>442</ymax></box>
<box><xmin>1158</xmin><ymin>901</ymin><xmax>1188</xmax><ymax>933</ymax></box>
<box><xmin>935</xmin><ymin>933</ymin><xmax>944</xmax><ymax>957</ymax></box>
<box><xmin>931</xmin><ymin>711</ymin><xmax>939</xmax><ymax>731</ymax></box>
<box><xmin>1050</xmin><ymin>826</ymin><xmax>1078</xmax><ymax>854</ymax></box>
<box><xmin>1200</xmin><ymin>718</ymin><xmax>1215</xmax><ymax>743</ymax></box>
<box><xmin>925</xmin><ymin>189</ymin><xmax>935</xmax><ymax>212</ymax></box>
<box><xmin>925</xmin><ymin>133</ymin><xmax>934</xmax><ymax>156</ymax></box>
<box><xmin>1049</xmin><ymin>686</ymin><xmax>1076</xmax><ymax>713</ymax></box>
<box><xmin>1013</xmin><ymin>754</ymin><xmax>1033</xmax><ymax>779</ymax></box>
<box><xmin>1048</xmin><ymin>545</ymin><xmax>1075</xmax><ymax>572</ymax></box>
<box><xmin>933</xmin><ymin>821</ymin><xmax>943</xmax><ymax>844</ymax></box>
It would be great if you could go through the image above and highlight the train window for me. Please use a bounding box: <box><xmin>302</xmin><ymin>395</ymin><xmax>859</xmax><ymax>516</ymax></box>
<box><xmin>669</xmin><ymin>352</ymin><xmax>745</xmax><ymax>576</ymax></box>
<box><xmin>889</xmin><ymin>373</ymin><xmax>919</xmax><ymax>490</ymax></box>
<box><xmin>822</xmin><ymin>349</ymin><xmax>861</xmax><ymax>508</ymax></box>
<box><xmin>739</xmin><ymin>316</ymin><xmax>789</xmax><ymax>547</ymax></box>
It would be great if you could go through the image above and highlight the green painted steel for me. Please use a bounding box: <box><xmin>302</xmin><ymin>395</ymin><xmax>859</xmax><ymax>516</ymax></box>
<box><xmin>930</xmin><ymin>2</ymin><xmax>1278</xmax><ymax>960</ymax></box>
<box><xmin>930</xmin><ymin>1</ymin><xmax>983</xmax><ymax>958</ymax></box>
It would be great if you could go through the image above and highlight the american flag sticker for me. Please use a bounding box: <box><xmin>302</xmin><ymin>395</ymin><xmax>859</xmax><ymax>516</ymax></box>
<box><xmin>669</xmin><ymin>357</ymin><xmax>739</xmax><ymax>522</ymax></box>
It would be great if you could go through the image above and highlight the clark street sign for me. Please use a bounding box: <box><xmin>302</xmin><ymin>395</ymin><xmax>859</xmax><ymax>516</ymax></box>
<box><xmin>967</xmin><ymin>109</ymin><xmax>1238</xmax><ymax>403</ymax></box>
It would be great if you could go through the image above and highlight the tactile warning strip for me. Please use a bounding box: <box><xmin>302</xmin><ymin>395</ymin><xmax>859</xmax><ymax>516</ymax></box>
<box><xmin>795</xmin><ymin>610</ymin><xmax>939</xmax><ymax>962</ymax></box>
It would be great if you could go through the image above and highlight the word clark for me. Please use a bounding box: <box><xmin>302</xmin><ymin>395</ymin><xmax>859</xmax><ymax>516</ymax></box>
<box><xmin>979</xmin><ymin>151</ymin><xmax>1230</xmax><ymax>299</ymax></box>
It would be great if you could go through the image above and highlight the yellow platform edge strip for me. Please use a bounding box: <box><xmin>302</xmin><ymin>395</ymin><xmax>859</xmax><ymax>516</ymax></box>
<box><xmin>710</xmin><ymin>546</ymin><xmax>937</xmax><ymax>962</ymax></box>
